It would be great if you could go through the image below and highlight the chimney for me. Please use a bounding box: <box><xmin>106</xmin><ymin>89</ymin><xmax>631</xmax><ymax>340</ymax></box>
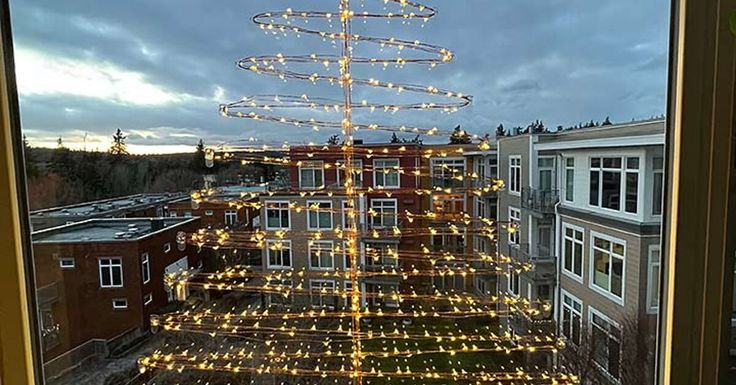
<box><xmin>151</xmin><ymin>219</ymin><xmax>165</xmax><ymax>232</ymax></box>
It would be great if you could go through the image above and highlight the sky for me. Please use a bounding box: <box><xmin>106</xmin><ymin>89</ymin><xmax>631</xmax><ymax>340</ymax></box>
<box><xmin>10</xmin><ymin>0</ymin><xmax>670</xmax><ymax>154</ymax></box>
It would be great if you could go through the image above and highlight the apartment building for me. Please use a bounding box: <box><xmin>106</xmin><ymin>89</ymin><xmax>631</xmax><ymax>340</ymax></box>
<box><xmin>497</xmin><ymin>119</ymin><xmax>665</xmax><ymax>383</ymax></box>
<box><xmin>167</xmin><ymin>185</ymin><xmax>264</xmax><ymax>229</ymax></box>
<box><xmin>32</xmin><ymin>217</ymin><xmax>202</xmax><ymax>379</ymax></box>
<box><xmin>30</xmin><ymin>192</ymin><xmax>185</xmax><ymax>230</ymax></box>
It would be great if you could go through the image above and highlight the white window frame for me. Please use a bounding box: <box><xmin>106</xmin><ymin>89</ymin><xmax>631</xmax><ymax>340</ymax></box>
<box><xmin>373</xmin><ymin>158</ymin><xmax>400</xmax><ymax>189</ymax></box>
<box><xmin>588</xmin><ymin>306</ymin><xmax>622</xmax><ymax>381</ymax></box>
<box><xmin>508</xmin><ymin>155</ymin><xmax>521</xmax><ymax>195</ymax></box>
<box><xmin>309</xmin><ymin>240</ymin><xmax>335</xmax><ymax>270</ymax></box>
<box><xmin>310</xmin><ymin>279</ymin><xmax>336</xmax><ymax>309</ymax></box>
<box><xmin>307</xmin><ymin>200</ymin><xmax>333</xmax><ymax>230</ymax></box>
<box><xmin>369</xmin><ymin>198</ymin><xmax>397</xmax><ymax>228</ymax></box>
<box><xmin>337</xmin><ymin>159</ymin><xmax>363</xmax><ymax>188</ymax></box>
<box><xmin>561</xmin><ymin>223</ymin><xmax>584</xmax><ymax>282</ymax></box>
<box><xmin>364</xmin><ymin>242</ymin><xmax>399</xmax><ymax>268</ymax></box>
<box><xmin>430</xmin><ymin>157</ymin><xmax>466</xmax><ymax>188</ymax></box>
<box><xmin>99</xmin><ymin>257</ymin><xmax>123</xmax><ymax>288</ymax></box>
<box><xmin>169</xmin><ymin>212</ymin><xmax>178</xmax><ymax>218</ymax></box>
<box><xmin>475</xmin><ymin>197</ymin><xmax>486</xmax><ymax>219</ymax></box>
<box><xmin>141</xmin><ymin>253</ymin><xmax>150</xmax><ymax>284</ymax></box>
<box><xmin>488</xmin><ymin>156</ymin><xmax>498</xmax><ymax>179</ymax></box>
<box><xmin>164</xmin><ymin>243</ymin><xmax>171</xmax><ymax>253</ymax></box>
<box><xmin>508</xmin><ymin>270</ymin><xmax>520</xmax><ymax>297</ymax></box>
<box><xmin>224</xmin><ymin>210</ymin><xmax>238</xmax><ymax>226</ymax></box>
<box><xmin>112</xmin><ymin>298</ymin><xmax>128</xmax><ymax>309</ymax></box>
<box><xmin>508</xmin><ymin>207</ymin><xmax>521</xmax><ymax>245</ymax></box>
<box><xmin>299</xmin><ymin>160</ymin><xmax>325</xmax><ymax>189</ymax></box>
<box><xmin>646</xmin><ymin>244</ymin><xmax>661</xmax><ymax>314</ymax></box>
<box><xmin>143</xmin><ymin>293</ymin><xmax>153</xmax><ymax>306</ymax></box>
<box><xmin>560</xmin><ymin>289</ymin><xmax>583</xmax><ymax>346</ymax></box>
<box><xmin>59</xmin><ymin>257</ymin><xmax>75</xmax><ymax>269</ymax></box>
<box><xmin>265</xmin><ymin>201</ymin><xmax>291</xmax><ymax>230</ymax></box>
<box><xmin>652</xmin><ymin>156</ymin><xmax>664</xmax><ymax>216</ymax></box>
<box><xmin>588</xmin><ymin>156</ymin><xmax>640</xmax><ymax>214</ymax></box>
<box><xmin>589</xmin><ymin>231</ymin><xmax>626</xmax><ymax>305</ymax></box>
<box><xmin>343</xmin><ymin>280</ymin><xmax>353</xmax><ymax>307</ymax></box>
<box><xmin>341</xmin><ymin>241</ymin><xmax>352</xmax><ymax>270</ymax></box>
<box><xmin>564</xmin><ymin>157</ymin><xmax>575</xmax><ymax>202</ymax></box>
<box><xmin>266</xmin><ymin>239</ymin><xmax>292</xmax><ymax>269</ymax></box>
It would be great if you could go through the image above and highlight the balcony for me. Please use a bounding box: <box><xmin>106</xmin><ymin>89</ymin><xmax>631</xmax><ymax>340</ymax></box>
<box><xmin>508</xmin><ymin>243</ymin><xmax>555</xmax><ymax>282</ymax></box>
<box><xmin>521</xmin><ymin>187</ymin><xmax>559</xmax><ymax>214</ymax></box>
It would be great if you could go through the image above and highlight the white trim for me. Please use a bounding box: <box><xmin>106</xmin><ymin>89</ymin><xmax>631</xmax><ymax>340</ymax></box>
<box><xmin>224</xmin><ymin>209</ymin><xmax>238</xmax><ymax>226</ymax></box>
<box><xmin>534</xmin><ymin>133</ymin><xmax>664</xmax><ymax>151</ymax></box>
<box><xmin>560</xmin><ymin>288</ymin><xmax>583</xmax><ymax>346</ymax></box>
<box><xmin>59</xmin><ymin>257</ymin><xmax>75</xmax><ymax>269</ymax></box>
<box><xmin>372</xmin><ymin>158</ymin><xmax>401</xmax><ymax>189</ymax></box>
<box><xmin>141</xmin><ymin>252</ymin><xmax>150</xmax><ymax>284</ymax></box>
<box><xmin>264</xmin><ymin>200</ymin><xmax>292</xmax><ymax>230</ymax></box>
<box><xmin>306</xmin><ymin>200</ymin><xmax>333</xmax><ymax>230</ymax></box>
<box><xmin>508</xmin><ymin>155</ymin><xmax>522</xmax><ymax>196</ymax></box>
<box><xmin>336</xmin><ymin>159</ymin><xmax>363</xmax><ymax>188</ymax></box>
<box><xmin>369</xmin><ymin>198</ymin><xmax>398</xmax><ymax>228</ymax></box>
<box><xmin>266</xmin><ymin>239</ymin><xmax>293</xmax><ymax>269</ymax></box>
<box><xmin>112</xmin><ymin>298</ymin><xmax>128</xmax><ymax>309</ymax></box>
<box><xmin>563</xmin><ymin>156</ymin><xmax>575</xmax><ymax>203</ymax></box>
<box><xmin>560</xmin><ymin>222</ymin><xmax>584</xmax><ymax>283</ymax></box>
<box><xmin>646</xmin><ymin>244</ymin><xmax>661</xmax><ymax>314</ymax></box>
<box><xmin>99</xmin><ymin>257</ymin><xmax>124</xmax><ymax>288</ymax></box>
<box><xmin>588</xmin><ymin>230</ymin><xmax>626</xmax><ymax>306</ymax></box>
<box><xmin>309</xmin><ymin>240</ymin><xmax>335</xmax><ymax>270</ymax></box>
<box><xmin>309</xmin><ymin>279</ymin><xmax>336</xmax><ymax>309</ymax></box>
<box><xmin>298</xmin><ymin>160</ymin><xmax>325</xmax><ymax>189</ymax></box>
<box><xmin>588</xmin><ymin>306</ymin><xmax>623</xmax><ymax>382</ymax></box>
<box><xmin>143</xmin><ymin>293</ymin><xmax>153</xmax><ymax>306</ymax></box>
<box><xmin>507</xmin><ymin>206</ymin><xmax>521</xmax><ymax>245</ymax></box>
<box><xmin>163</xmin><ymin>242</ymin><xmax>171</xmax><ymax>253</ymax></box>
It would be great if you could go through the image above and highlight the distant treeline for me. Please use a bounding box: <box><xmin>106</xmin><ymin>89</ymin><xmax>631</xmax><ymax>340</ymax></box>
<box><xmin>22</xmin><ymin>144</ymin><xmax>242</xmax><ymax>210</ymax></box>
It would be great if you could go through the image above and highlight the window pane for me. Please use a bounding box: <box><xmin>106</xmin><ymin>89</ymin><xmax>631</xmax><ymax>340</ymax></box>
<box><xmin>625</xmin><ymin>172</ymin><xmax>638</xmax><ymax>213</ymax></box>
<box><xmin>601</xmin><ymin>170</ymin><xmax>621</xmax><ymax>210</ymax></box>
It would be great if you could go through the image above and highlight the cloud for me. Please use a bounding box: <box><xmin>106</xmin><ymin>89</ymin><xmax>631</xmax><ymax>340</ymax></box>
<box><xmin>15</xmin><ymin>47</ymin><xmax>198</xmax><ymax>106</ymax></box>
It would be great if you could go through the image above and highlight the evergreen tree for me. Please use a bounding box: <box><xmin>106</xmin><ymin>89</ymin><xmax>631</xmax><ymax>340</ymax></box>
<box><xmin>602</xmin><ymin>116</ymin><xmax>613</xmax><ymax>126</ymax></box>
<box><xmin>109</xmin><ymin>129</ymin><xmax>129</xmax><ymax>156</ymax></box>
<box><xmin>390</xmin><ymin>132</ymin><xmax>401</xmax><ymax>143</ymax></box>
<box><xmin>22</xmin><ymin>135</ymin><xmax>39</xmax><ymax>178</ymax></box>
<box><xmin>326</xmin><ymin>134</ymin><xmax>340</xmax><ymax>145</ymax></box>
<box><xmin>495</xmin><ymin>124</ymin><xmax>506</xmax><ymax>137</ymax></box>
<box><xmin>191</xmin><ymin>139</ymin><xmax>206</xmax><ymax>171</ymax></box>
<box><xmin>449</xmin><ymin>125</ymin><xmax>471</xmax><ymax>144</ymax></box>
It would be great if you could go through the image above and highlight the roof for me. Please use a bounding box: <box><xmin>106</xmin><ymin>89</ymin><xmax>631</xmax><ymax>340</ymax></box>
<box><xmin>532</xmin><ymin>119</ymin><xmax>665</xmax><ymax>150</ymax></box>
<box><xmin>32</xmin><ymin>217</ymin><xmax>198</xmax><ymax>244</ymax></box>
<box><xmin>30</xmin><ymin>193</ymin><xmax>185</xmax><ymax>218</ymax></box>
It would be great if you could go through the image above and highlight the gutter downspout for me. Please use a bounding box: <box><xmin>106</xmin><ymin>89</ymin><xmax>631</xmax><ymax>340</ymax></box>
<box><xmin>552</xmin><ymin>153</ymin><xmax>564</xmax><ymax>369</ymax></box>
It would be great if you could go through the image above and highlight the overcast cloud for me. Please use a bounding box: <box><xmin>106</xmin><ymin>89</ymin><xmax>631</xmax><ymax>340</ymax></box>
<box><xmin>10</xmin><ymin>0</ymin><xmax>669</xmax><ymax>154</ymax></box>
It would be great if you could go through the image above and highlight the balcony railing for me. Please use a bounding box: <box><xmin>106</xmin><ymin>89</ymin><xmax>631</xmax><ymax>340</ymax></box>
<box><xmin>508</xmin><ymin>243</ymin><xmax>555</xmax><ymax>263</ymax></box>
<box><xmin>521</xmin><ymin>187</ymin><xmax>559</xmax><ymax>214</ymax></box>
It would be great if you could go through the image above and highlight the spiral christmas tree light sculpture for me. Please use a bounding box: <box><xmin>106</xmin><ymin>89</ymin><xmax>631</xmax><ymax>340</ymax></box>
<box><xmin>139</xmin><ymin>1</ymin><xmax>577</xmax><ymax>384</ymax></box>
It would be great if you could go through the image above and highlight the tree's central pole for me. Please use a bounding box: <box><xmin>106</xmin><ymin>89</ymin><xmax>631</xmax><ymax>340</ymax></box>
<box><xmin>339</xmin><ymin>1</ymin><xmax>362</xmax><ymax>385</ymax></box>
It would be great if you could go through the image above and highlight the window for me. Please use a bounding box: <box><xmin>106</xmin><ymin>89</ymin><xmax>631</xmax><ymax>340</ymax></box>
<box><xmin>204</xmin><ymin>210</ymin><xmax>214</xmax><ymax>216</ymax></box>
<box><xmin>561</xmin><ymin>291</ymin><xmax>582</xmax><ymax>345</ymax></box>
<box><xmin>562</xmin><ymin>224</ymin><xmax>584</xmax><ymax>279</ymax></box>
<box><xmin>508</xmin><ymin>271</ymin><xmax>520</xmax><ymax>296</ymax></box>
<box><xmin>537</xmin><ymin>157</ymin><xmax>554</xmax><ymax>191</ymax></box>
<box><xmin>309</xmin><ymin>241</ymin><xmax>334</xmax><ymax>270</ymax></box>
<box><xmin>184</xmin><ymin>211</ymin><xmax>192</xmax><ymax>217</ymax></box>
<box><xmin>652</xmin><ymin>156</ymin><xmax>664</xmax><ymax>215</ymax></box>
<box><xmin>341</xmin><ymin>200</ymin><xmax>355</xmax><ymax>228</ymax></box>
<box><xmin>266</xmin><ymin>240</ymin><xmax>292</xmax><ymax>269</ymax></box>
<box><xmin>141</xmin><ymin>253</ymin><xmax>150</xmax><ymax>284</ymax></box>
<box><xmin>373</xmin><ymin>159</ymin><xmax>399</xmax><ymax>188</ymax></box>
<box><xmin>59</xmin><ymin>257</ymin><xmax>75</xmax><ymax>269</ymax></box>
<box><xmin>265</xmin><ymin>201</ymin><xmax>290</xmax><ymax>230</ymax></box>
<box><xmin>299</xmin><ymin>160</ymin><xmax>324</xmax><ymax>189</ymax></box>
<box><xmin>488</xmin><ymin>157</ymin><xmax>498</xmax><ymax>179</ymax></box>
<box><xmin>164</xmin><ymin>242</ymin><xmax>171</xmax><ymax>253</ymax></box>
<box><xmin>143</xmin><ymin>293</ymin><xmax>153</xmax><ymax>306</ymax></box>
<box><xmin>624</xmin><ymin>157</ymin><xmax>639</xmax><ymax>213</ymax></box>
<box><xmin>431</xmin><ymin>158</ymin><xmax>465</xmax><ymax>188</ymax></box>
<box><xmin>508</xmin><ymin>156</ymin><xmax>521</xmax><ymax>194</ymax></box>
<box><xmin>591</xmin><ymin>233</ymin><xmax>626</xmax><ymax>302</ymax></box>
<box><xmin>342</xmin><ymin>241</ymin><xmax>352</xmax><ymax>269</ymax></box>
<box><xmin>169</xmin><ymin>212</ymin><xmax>178</xmax><ymax>218</ymax></box>
<box><xmin>589</xmin><ymin>156</ymin><xmax>639</xmax><ymax>213</ymax></box>
<box><xmin>647</xmin><ymin>245</ymin><xmax>661</xmax><ymax>313</ymax></box>
<box><xmin>475</xmin><ymin>158</ymin><xmax>486</xmax><ymax>183</ymax></box>
<box><xmin>99</xmin><ymin>258</ymin><xmax>123</xmax><ymax>288</ymax></box>
<box><xmin>344</xmin><ymin>281</ymin><xmax>353</xmax><ymax>307</ymax></box>
<box><xmin>432</xmin><ymin>194</ymin><xmax>464</xmax><ymax>215</ymax></box>
<box><xmin>364</xmin><ymin>242</ymin><xmax>398</xmax><ymax>267</ymax></box>
<box><xmin>266</xmin><ymin>278</ymin><xmax>293</xmax><ymax>307</ymax></box>
<box><xmin>508</xmin><ymin>207</ymin><xmax>521</xmax><ymax>245</ymax></box>
<box><xmin>224</xmin><ymin>210</ymin><xmax>237</xmax><ymax>226</ymax></box>
<box><xmin>565</xmin><ymin>157</ymin><xmax>575</xmax><ymax>202</ymax></box>
<box><xmin>112</xmin><ymin>298</ymin><xmax>128</xmax><ymax>309</ymax></box>
<box><xmin>307</xmin><ymin>201</ymin><xmax>333</xmax><ymax>230</ymax></box>
<box><xmin>310</xmin><ymin>280</ymin><xmax>336</xmax><ymax>309</ymax></box>
<box><xmin>475</xmin><ymin>197</ymin><xmax>486</xmax><ymax>219</ymax></box>
<box><xmin>590</xmin><ymin>308</ymin><xmax>622</xmax><ymax>380</ymax></box>
<box><xmin>337</xmin><ymin>159</ymin><xmax>363</xmax><ymax>188</ymax></box>
<box><xmin>370</xmin><ymin>199</ymin><xmax>397</xmax><ymax>228</ymax></box>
